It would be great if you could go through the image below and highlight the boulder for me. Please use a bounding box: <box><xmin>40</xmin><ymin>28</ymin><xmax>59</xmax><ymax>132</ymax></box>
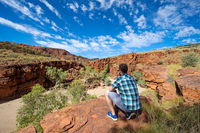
<box><xmin>142</xmin><ymin>65</ymin><xmax>177</xmax><ymax>101</ymax></box>
<box><xmin>40</xmin><ymin>97</ymin><xmax>148</xmax><ymax>133</ymax></box>
<box><xmin>175</xmin><ymin>75</ymin><xmax>200</xmax><ymax>105</ymax></box>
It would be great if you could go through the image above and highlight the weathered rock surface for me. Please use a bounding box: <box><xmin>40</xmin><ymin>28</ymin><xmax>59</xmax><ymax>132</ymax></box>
<box><xmin>40</xmin><ymin>97</ymin><xmax>148</xmax><ymax>133</ymax></box>
<box><xmin>16</xmin><ymin>125</ymin><xmax>36</xmax><ymax>133</ymax></box>
<box><xmin>0</xmin><ymin>61</ymin><xmax>83</xmax><ymax>100</ymax></box>
<box><xmin>142</xmin><ymin>65</ymin><xmax>178</xmax><ymax>101</ymax></box>
<box><xmin>175</xmin><ymin>68</ymin><xmax>200</xmax><ymax>105</ymax></box>
<box><xmin>90</xmin><ymin>50</ymin><xmax>200</xmax><ymax>76</ymax></box>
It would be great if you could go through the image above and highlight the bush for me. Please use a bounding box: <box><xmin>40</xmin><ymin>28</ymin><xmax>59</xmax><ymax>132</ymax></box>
<box><xmin>99</xmin><ymin>64</ymin><xmax>109</xmax><ymax>81</ymax></box>
<box><xmin>133</xmin><ymin>71</ymin><xmax>146</xmax><ymax>87</ymax></box>
<box><xmin>46</xmin><ymin>66</ymin><xmax>68</xmax><ymax>89</ymax></box>
<box><xmin>67</xmin><ymin>80</ymin><xmax>86</xmax><ymax>104</ymax></box>
<box><xmin>17</xmin><ymin>84</ymin><xmax>68</xmax><ymax>132</ymax></box>
<box><xmin>105</xmin><ymin>77</ymin><xmax>111</xmax><ymax>86</ymax></box>
<box><xmin>181</xmin><ymin>53</ymin><xmax>199</xmax><ymax>67</ymax></box>
<box><xmin>157</xmin><ymin>61</ymin><xmax>164</xmax><ymax>65</ymax></box>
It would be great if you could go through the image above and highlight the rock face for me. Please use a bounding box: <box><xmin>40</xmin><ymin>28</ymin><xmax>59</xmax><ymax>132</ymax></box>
<box><xmin>142</xmin><ymin>65</ymin><xmax>178</xmax><ymax>101</ymax></box>
<box><xmin>40</xmin><ymin>97</ymin><xmax>148</xmax><ymax>133</ymax></box>
<box><xmin>0</xmin><ymin>61</ymin><xmax>83</xmax><ymax>100</ymax></box>
<box><xmin>16</xmin><ymin>125</ymin><xmax>36</xmax><ymax>133</ymax></box>
<box><xmin>175</xmin><ymin>68</ymin><xmax>200</xmax><ymax>105</ymax></box>
<box><xmin>90</xmin><ymin>50</ymin><xmax>200</xmax><ymax>76</ymax></box>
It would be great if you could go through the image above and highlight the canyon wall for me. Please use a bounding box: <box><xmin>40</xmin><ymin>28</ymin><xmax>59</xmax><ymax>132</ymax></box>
<box><xmin>0</xmin><ymin>61</ymin><xmax>83</xmax><ymax>100</ymax></box>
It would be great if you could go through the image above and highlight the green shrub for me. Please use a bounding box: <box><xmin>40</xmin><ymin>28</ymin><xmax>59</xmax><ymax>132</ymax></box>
<box><xmin>157</xmin><ymin>61</ymin><xmax>164</xmax><ymax>65</ymax></box>
<box><xmin>84</xmin><ymin>94</ymin><xmax>97</xmax><ymax>100</ymax></box>
<box><xmin>46</xmin><ymin>66</ymin><xmax>68</xmax><ymax>89</ymax></box>
<box><xmin>181</xmin><ymin>53</ymin><xmax>199</xmax><ymax>67</ymax></box>
<box><xmin>133</xmin><ymin>71</ymin><xmax>146</xmax><ymax>87</ymax></box>
<box><xmin>17</xmin><ymin>84</ymin><xmax>68</xmax><ymax>132</ymax></box>
<box><xmin>105</xmin><ymin>77</ymin><xmax>111</xmax><ymax>86</ymax></box>
<box><xmin>133</xmin><ymin>71</ymin><xmax>143</xmax><ymax>80</ymax></box>
<box><xmin>99</xmin><ymin>64</ymin><xmax>109</xmax><ymax>81</ymax></box>
<box><xmin>67</xmin><ymin>80</ymin><xmax>86</xmax><ymax>104</ymax></box>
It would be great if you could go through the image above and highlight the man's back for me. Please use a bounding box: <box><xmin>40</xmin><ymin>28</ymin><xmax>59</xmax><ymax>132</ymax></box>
<box><xmin>112</xmin><ymin>74</ymin><xmax>141</xmax><ymax>111</ymax></box>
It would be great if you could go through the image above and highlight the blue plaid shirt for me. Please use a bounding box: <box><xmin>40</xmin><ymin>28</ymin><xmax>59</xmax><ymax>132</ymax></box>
<box><xmin>112</xmin><ymin>74</ymin><xmax>141</xmax><ymax>111</ymax></box>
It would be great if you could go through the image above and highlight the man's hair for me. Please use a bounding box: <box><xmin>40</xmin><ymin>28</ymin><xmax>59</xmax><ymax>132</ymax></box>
<box><xmin>119</xmin><ymin>64</ymin><xmax>128</xmax><ymax>73</ymax></box>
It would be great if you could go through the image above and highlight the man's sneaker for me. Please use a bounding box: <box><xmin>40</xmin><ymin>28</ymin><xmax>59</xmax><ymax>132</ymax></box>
<box><xmin>107</xmin><ymin>112</ymin><xmax>118</xmax><ymax>121</ymax></box>
<box><xmin>125</xmin><ymin>112</ymin><xmax>136</xmax><ymax>120</ymax></box>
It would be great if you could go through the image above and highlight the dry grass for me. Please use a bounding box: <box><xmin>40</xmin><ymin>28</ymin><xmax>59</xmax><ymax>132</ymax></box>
<box><xmin>0</xmin><ymin>49</ymin><xmax>60</xmax><ymax>66</ymax></box>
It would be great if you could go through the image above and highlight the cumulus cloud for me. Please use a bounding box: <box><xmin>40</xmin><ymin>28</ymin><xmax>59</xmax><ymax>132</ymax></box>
<box><xmin>175</xmin><ymin>26</ymin><xmax>200</xmax><ymax>39</ymax></box>
<box><xmin>118</xmin><ymin>30</ymin><xmax>165</xmax><ymax>48</ymax></box>
<box><xmin>134</xmin><ymin>15</ymin><xmax>146</xmax><ymax>29</ymax></box>
<box><xmin>0</xmin><ymin>17</ymin><xmax>51</xmax><ymax>38</ymax></box>
<box><xmin>39</xmin><ymin>0</ymin><xmax>61</xmax><ymax>18</ymax></box>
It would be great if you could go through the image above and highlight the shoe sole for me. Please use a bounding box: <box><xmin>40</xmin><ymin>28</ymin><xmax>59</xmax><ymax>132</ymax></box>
<box><xmin>126</xmin><ymin>113</ymin><xmax>136</xmax><ymax>120</ymax></box>
<box><xmin>107</xmin><ymin>114</ymin><xmax>118</xmax><ymax>121</ymax></box>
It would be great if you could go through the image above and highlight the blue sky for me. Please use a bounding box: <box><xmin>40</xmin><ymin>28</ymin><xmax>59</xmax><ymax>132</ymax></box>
<box><xmin>0</xmin><ymin>0</ymin><xmax>200</xmax><ymax>58</ymax></box>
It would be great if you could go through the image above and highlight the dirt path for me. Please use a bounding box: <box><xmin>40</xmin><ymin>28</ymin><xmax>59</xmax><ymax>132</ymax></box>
<box><xmin>0</xmin><ymin>98</ymin><xmax>22</xmax><ymax>133</ymax></box>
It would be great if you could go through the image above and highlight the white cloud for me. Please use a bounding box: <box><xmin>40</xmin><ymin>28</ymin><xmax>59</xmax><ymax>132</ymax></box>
<box><xmin>118</xmin><ymin>14</ymin><xmax>128</xmax><ymax>25</ymax></box>
<box><xmin>96</xmin><ymin>0</ymin><xmax>134</xmax><ymax>10</ymax></box>
<box><xmin>175</xmin><ymin>26</ymin><xmax>200</xmax><ymax>38</ymax></box>
<box><xmin>118</xmin><ymin>30</ymin><xmax>165</xmax><ymax>48</ymax></box>
<box><xmin>134</xmin><ymin>15</ymin><xmax>146</xmax><ymax>29</ymax></box>
<box><xmin>35</xmin><ymin>5</ymin><xmax>43</xmax><ymax>15</ymax></box>
<box><xmin>0</xmin><ymin>17</ymin><xmax>51</xmax><ymax>38</ymax></box>
<box><xmin>0</xmin><ymin>0</ymin><xmax>41</xmax><ymax>22</ymax></box>
<box><xmin>67</xmin><ymin>39</ymin><xmax>89</xmax><ymax>51</ymax></box>
<box><xmin>39</xmin><ymin>0</ymin><xmax>61</xmax><ymax>18</ymax></box>
<box><xmin>81</xmin><ymin>4</ymin><xmax>88</xmax><ymax>12</ymax></box>
<box><xmin>67</xmin><ymin>2</ymin><xmax>79</xmax><ymax>13</ymax></box>
<box><xmin>89</xmin><ymin>13</ymin><xmax>94</xmax><ymax>19</ymax></box>
<box><xmin>154</xmin><ymin>5</ymin><xmax>182</xmax><ymax>28</ymax></box>
<box><xmin>181</xmin><ymin>38</ymin><xmax>198</xmax><ymax>44</ymax></box>
<box><xmin>35</xmin><ymin>40</ymin><xmax>79</xmax><ymax>53</ymax></box>
<box><xmin>73</xmin><ymin>16</ymin><xmax>83</xmax><ymax>26</ymax></box>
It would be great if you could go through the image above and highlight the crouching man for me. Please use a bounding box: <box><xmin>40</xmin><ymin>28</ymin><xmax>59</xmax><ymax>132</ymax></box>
<box><xmin>105</xmin><ymin>64</ymin><xmax>141</xmax><ymax>120</ymax></box>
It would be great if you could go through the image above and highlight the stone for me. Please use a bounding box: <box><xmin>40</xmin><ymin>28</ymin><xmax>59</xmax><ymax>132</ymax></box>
<box><xmin>175</xmin><ymin>75</ymin><xmax>200</xmax><ymax>105</ymax></box>
<box><xmin>16</xmin><ymin>125</ymin><xmax>36</xmax><ymax>133</ymax></box>
<box><xmin>40</xmin><ymin>97</ymin><xmax>148</xmax><ymax>133</ymax></box>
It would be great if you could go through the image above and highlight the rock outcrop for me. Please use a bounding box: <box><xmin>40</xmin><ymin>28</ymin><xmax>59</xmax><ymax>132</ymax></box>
<box><xmin>175</xmin><ymin>68</ymin><xmax>200</xmax><ymax>105</ymax></box>
<box><xmin>89</xmin><ymin>50</ymin><xmax>200</xmax><ymax>76</ymax></box>
<box><xmin>142</xmin><ymin>65</ymin><xmax>178</xmax><ymax>101</ymax></box>
<box><xmin>18</xmin><ymin>97</ymin><xmax>148</xmax><ymax>133</ymax></box>
<box><xmin>0</xmin><ymin>61</ymin><xmax>83</xmax><ymax>100</ymax></box>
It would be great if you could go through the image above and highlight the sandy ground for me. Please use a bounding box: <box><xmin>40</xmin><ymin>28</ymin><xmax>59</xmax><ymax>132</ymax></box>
<box><xmin>0</xmin><ymin>98</ymin><xmax>22</xmax><ymax>133</ymax></box>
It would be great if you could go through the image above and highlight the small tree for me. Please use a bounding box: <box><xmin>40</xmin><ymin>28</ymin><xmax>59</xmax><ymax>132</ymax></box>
<box><xmin>46</xmin><ymin>66</ymin><xmax>68</xmax><ymax>89</ymax></box>
<box><xmin>17</xmin><ymin>84</ymin><xmax>68</xmax><ymax>132</ymax></box>
<box><xmin>181</xmin><ymin>53</ymin><xmax>199</xmax><ymax>67</ymax></box>
<box><xmin>67</xmin><ymin>80</ymin><xmax>86</xmax><ymax>103</ymax></box>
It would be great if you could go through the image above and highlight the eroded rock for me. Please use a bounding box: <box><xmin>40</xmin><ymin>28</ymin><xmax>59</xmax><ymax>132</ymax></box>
<box><xmin>40</xmin><ymin>97</ymin><xmax>148</xmax><ymax>133</ymax></box>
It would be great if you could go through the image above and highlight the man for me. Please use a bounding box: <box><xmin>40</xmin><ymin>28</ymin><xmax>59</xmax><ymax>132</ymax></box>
<box><xmin>105</xmin><ymin>64</ymin><xmax>141</xmax><ymax>120</ymax></box>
